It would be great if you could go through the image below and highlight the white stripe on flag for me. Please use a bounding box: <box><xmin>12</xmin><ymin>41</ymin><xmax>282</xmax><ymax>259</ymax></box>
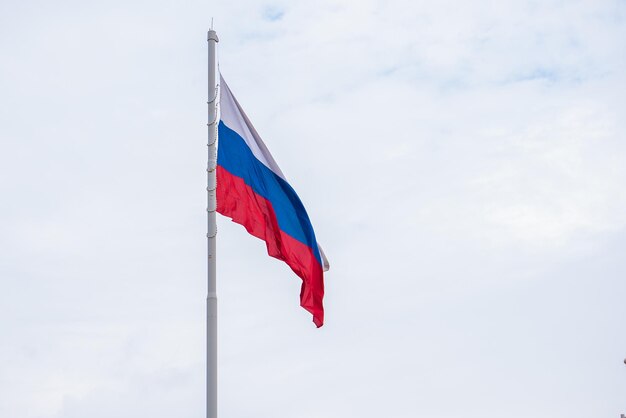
<box><xmin>219</xmin><ymin>75</ymin><xmax>286</xmax><ymax>180</ymax></box>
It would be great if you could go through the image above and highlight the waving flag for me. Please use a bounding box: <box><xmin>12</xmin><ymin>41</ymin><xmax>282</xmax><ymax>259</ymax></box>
<box><xmin>216</xmin><ymin>76</ymin><xmax>329</xmax><ymax>327</ymax></box>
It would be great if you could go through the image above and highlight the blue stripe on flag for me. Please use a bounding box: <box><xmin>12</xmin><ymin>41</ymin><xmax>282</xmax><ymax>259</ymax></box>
<box><xmin>217</xmin><ymin>121</ymin><xmax>322</xmax><ymax>265</ymax></box>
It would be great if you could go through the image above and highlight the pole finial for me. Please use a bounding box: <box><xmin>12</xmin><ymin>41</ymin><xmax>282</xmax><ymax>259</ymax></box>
<box><xmin>207</xmin><ymin>18</ymin><xmax>218</xmax><ymax>42</ymax></box>
<box><xmin>207</xmin><ymin>28</ymin><xmax>219</xmax><ymax>42</ymax></box>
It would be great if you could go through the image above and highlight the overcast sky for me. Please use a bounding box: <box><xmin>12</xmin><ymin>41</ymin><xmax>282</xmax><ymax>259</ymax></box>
<box><xmin>1</xmin><ymin>0</ymin><xmax>626</xmax><ymax>417</ymax></box>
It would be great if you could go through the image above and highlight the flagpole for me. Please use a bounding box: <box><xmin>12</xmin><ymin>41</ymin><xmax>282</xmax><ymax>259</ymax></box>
<box><xmin>207</xmin><ymin>28</ymin><xmax>219</xmax><ymax>418</ymax></box>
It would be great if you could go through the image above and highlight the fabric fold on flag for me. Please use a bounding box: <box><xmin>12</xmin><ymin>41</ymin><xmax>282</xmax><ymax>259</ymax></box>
<box><xmin>216</xmin><ymin>75</ymin><xmax>328</xmax><ymax>327</ymax></box>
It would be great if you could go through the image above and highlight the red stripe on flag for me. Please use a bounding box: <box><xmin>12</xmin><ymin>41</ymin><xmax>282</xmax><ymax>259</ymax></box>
<box><xmin>217</xmin><ymin>165</ymin><xmax>325</xmax><ymax>327</ymax></box>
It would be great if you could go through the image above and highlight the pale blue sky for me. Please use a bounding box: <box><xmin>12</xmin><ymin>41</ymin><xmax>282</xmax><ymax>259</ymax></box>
<box><xmin>1</xmin><ymin>0</ymin><xmax>625</xmax><ymax>417</ymax></box>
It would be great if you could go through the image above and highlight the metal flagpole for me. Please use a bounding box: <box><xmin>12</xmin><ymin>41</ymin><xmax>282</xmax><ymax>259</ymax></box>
<box><xmin>206</xmin><ymin>27</ymin><xmax>219</xmax><ymax>418</ymax></box>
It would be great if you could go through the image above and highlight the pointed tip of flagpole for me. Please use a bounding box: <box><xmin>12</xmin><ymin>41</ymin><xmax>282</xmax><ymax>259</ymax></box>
<box><xmin>207</xmin><ymin>17</ymin><xmax>218</xmax><ymax>42</ymax></box>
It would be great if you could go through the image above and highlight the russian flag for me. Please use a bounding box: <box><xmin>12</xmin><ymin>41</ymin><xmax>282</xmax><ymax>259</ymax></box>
<box><xmin>216</xmin><ymin>76</ymin><xmax>329</xmax><ymax>327</ymax></box>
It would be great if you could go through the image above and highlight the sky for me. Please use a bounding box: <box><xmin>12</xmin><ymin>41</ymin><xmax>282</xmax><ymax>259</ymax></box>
<box><xmin>1</xmin><ymin>0</ymin><xmax>625</xmax><ymax>417</ymax></box>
